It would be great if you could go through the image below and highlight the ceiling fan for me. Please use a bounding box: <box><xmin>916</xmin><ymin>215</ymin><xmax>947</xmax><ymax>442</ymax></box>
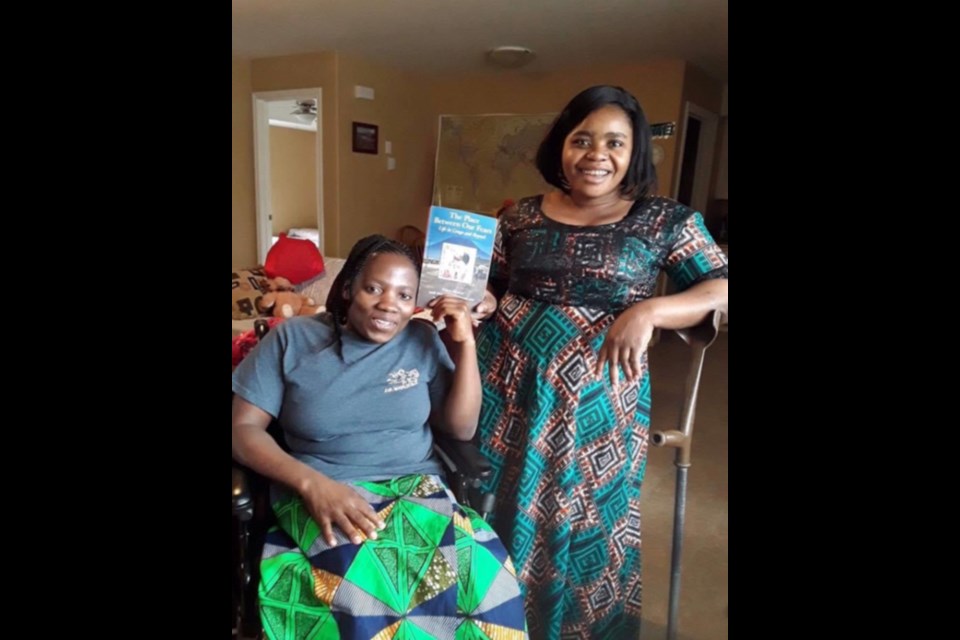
<box><xmin>291</xmin><ymin>99</ymin><xmax>317</xmax><ymax>124</ymax></box>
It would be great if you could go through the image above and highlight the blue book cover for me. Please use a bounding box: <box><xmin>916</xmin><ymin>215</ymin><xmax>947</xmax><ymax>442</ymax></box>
<box><xmin>416</xmin><ymin>206</ymin><xmax>499</xmax><ymax>308</ymax></box>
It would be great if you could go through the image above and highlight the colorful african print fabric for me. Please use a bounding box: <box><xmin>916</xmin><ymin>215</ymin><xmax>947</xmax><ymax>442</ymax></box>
<box><xmin>477</xmin><ymin>195</ymin><xmax>727</xmax><ymax>639</ymax></box>
<box><xmin>258</xmin><ymin>474</ymin><xmax>528</xmax><ymax>639</ymax></box>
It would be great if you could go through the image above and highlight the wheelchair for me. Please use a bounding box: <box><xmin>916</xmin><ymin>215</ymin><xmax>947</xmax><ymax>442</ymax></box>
<box><xmin>231</xmin><ymin>319</ymin><xmax>495</xmax><ymax>639</ymax></box>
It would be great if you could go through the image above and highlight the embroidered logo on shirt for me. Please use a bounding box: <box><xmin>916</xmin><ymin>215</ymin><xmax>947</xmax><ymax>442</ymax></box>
<box><xmin>385</xmin><ymin>368</ymin><xmax>420</xmax><ymax>393</ymax></box>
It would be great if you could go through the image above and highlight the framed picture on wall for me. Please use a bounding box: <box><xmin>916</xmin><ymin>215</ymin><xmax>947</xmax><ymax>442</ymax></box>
<box><xmin>352</xmin><ymin>122</ymin><xmax>379</xmax><ymax>154</ymax></box>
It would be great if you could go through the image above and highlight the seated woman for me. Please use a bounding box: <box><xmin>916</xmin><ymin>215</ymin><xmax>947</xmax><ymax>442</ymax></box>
<box><xmin>232</xmin><ymin>235</ymin><xmax>528</xmax><ymax>640</ymax></box>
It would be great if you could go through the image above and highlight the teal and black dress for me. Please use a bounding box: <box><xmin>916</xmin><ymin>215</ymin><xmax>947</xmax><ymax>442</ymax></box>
<box><xmin>476</xmin><ymin>194</ymin><xmax>728</xmax><ymax>639</ymax></box>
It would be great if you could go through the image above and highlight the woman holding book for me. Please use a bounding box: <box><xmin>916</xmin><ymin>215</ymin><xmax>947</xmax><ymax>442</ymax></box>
<box><xmin>473</xmin><ymin>85</ymin><xmax>728</xmax><ymax>639</ymax></box>
<box><xmin>233</xmin><ymin>235</ymin><xmax>528</xmax><ymax>639</ymax></box>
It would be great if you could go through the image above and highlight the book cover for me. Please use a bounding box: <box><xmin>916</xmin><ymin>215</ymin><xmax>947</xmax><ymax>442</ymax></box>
<box><xmin>416</xmin><ymin>206</ymin><xmax>498</xmax><ymax>308</ymax></box>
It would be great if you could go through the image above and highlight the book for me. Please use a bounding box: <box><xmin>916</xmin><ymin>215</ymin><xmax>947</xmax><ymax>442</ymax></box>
<box><xmin>416</xmin><ymin>205</ymin><xmax>498</xmax><ymax>308</ymax></box>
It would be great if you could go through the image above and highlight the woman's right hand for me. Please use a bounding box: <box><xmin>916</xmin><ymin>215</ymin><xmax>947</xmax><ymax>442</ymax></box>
<box><xmin>300</xmin><ymin>473</ymin><xmax>386</xmax><ymax>546</ymax></box>
<box><xmin>233</xmin><ymin>398</ymin><xmax>386</xmax><ymax>546</ymax></box>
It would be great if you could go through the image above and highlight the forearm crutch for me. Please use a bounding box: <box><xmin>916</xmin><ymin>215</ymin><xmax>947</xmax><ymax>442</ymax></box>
<box><xmin>651</xmin><ymin>309</ymin><xmax>723</xmax><ymax>640</ymax></box>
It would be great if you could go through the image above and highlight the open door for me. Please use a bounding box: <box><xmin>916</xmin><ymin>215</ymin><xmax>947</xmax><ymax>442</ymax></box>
<box><xmin>673</xmin><ymin>102</ymin><xmax>719</xmax><ymax>216</ymax></box>
<box><xmin>251</xmin><ymin>88</ymin><xmax>324</xmax><ymax>265</ymax></box>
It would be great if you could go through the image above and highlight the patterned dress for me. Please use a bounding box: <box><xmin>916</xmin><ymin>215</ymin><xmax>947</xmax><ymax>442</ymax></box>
<box><xmin>476</xmin><ymin>194</ymin><xmax>728</xmax><ymax>639</ymax></box>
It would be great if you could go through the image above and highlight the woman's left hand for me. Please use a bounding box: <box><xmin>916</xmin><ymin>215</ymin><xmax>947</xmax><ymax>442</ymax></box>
<box><xmin>595</xmin><ymin>302</ymin><xmax>657</xmax><ymax>385</ymax></box>
<box><xmin>428</xmin><ymin>295</ymin><xmax>476</xmax><ymax>344</ymax></box>
<box><xmin>471</xmin><ymin>289</ymin><xmax>498</xmax><ymax>323</ymax></box>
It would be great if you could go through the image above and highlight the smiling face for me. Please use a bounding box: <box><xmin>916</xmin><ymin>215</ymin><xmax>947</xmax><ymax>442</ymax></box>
<box><xmin>344</xmin><ymin>252</ymin><xmax>419</xmax><ymax>343</ymax></box>
<box><xmin>561</xmin><ymin>104</ymin><xmax>634</xmax><ymax>202</ymax></box>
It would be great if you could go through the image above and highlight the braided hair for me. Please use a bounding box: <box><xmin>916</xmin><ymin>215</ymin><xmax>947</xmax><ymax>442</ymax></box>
<box><xmin>325</xmin><ymin>234</ymin><xmax>421</xmax><ymax>327</ymax></box>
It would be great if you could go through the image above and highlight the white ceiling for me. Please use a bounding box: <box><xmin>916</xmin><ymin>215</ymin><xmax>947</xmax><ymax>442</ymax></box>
<box><xmin>267</xmin><ymin>99</ymin><xmax>317</xmax><ymax>131</ymax></box>
<box><xmin>232</xmin><ymin>0</ymin><xmax>728</xmax><ymax>83</ymax></box>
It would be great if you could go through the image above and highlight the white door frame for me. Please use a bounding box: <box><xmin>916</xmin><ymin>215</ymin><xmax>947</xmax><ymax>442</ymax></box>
<box><xmin>251</xmin><ymin>88</ymin><xmax>324</xmax><ymax>264</ymax></box>
<box><xmin>673</xmin><ymin>102</ymin><xmax>719</xmax><ymax>215</ymax></box>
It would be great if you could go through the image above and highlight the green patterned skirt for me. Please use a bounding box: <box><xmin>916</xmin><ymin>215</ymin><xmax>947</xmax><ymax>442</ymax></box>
<box><xmin>258</xmin><ymin>474</ymin><xmax>528</xmax><ymax>639</ymax></box>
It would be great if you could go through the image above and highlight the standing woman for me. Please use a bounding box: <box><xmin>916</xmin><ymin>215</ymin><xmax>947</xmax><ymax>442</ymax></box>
<box><xmin>474</xmin><ymin>85</ymin><xmax>728</xmax><ymax>639</ymax></box>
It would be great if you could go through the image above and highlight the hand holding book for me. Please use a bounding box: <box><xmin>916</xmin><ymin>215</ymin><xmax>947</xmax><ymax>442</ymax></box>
<box><xmin>470</xmin><ymin>289</ymin><xmax>498</xmax><ymax>325</ymax></box>
<box><xmin>416</xmin><ymin>206</ymin><xmax>499</xmax><ymax>311</ymax></box>
<box><xmin>426</xmin><ymin>295</ymin><xmax>477</xmax><ymax>343</ymax></box>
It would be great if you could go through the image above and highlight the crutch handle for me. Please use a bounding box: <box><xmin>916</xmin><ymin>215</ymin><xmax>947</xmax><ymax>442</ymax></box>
<box><xmin>651</xmin><ymin>309</ymin><xmax>723</xmax><ymax>467</ymax></box>
<box><xmin>651</xmin><ymin>430</ymin><xmax>686</xmax><ymax>448</ymax></box>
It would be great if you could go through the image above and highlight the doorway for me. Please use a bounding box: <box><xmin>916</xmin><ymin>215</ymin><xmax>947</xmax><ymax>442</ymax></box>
<box><xmin>251</xmin><ymin>88</ymin><xmax>324</xmax><ymax>264</ymax></box>
<box><xmin>673</xmin><ymin>102</ymin><xmax>719</xmax><ymax>216</ymax></box>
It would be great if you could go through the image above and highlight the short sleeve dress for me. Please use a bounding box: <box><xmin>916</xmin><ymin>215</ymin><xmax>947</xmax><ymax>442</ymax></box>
<box><xmin>477</xmin><ymin>194</ymin><xmax>728</xmax><ymax>639</ymax></box>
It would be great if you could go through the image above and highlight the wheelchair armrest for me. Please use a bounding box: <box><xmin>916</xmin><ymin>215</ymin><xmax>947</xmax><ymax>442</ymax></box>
<box><xmin>433</xmin><ymin>434</ymin><xmax>492</xmax><ymax>483</ymax></box>
<box><xmin>233</xmin><ymin>464</ymin><xmax>254</xmax><ymax>521</ymax></box>
<box><xmin>433</xmin><ymin>435</ymin><xmax>496</xmax><ymax>516</ymax></box>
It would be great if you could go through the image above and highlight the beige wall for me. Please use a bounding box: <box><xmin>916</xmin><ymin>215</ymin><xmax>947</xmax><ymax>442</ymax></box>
<box><xmin>232</xmin><ymin>58</ymin><xmax>257</xmax><ymax>268</ymax></box>
<box><xmin>233</xmin><ymin>53</ymin><xmax>723</xmax><ymax>264</ymax></box>
<box><xmin>714</xmin><ymin>85</ymin><xmax>728</xmax><ymax>200</ymax></box>
<box><xmin>269</xmin><ymin>126</ymin><xmax>318</xmax><ymax>234</ymax></box>
<box><xmin>675</xmin><ymin>63</ymin><xmax>727</xmax><ymax>228</ymax></box>
<box><xmin>680</xmin><ymin>62</ymin><xmax>723</xmax><ymax>115</ymax></box>
<box><xmin>336</xmin><ymin>55</ymin><xmax>435</xmax><ymax>256</ymax></box>
<box><xmin>427</xmin><ymin>59</ymin><xmax>687</xmax><ymax>197</ymax></box>
<box><xmin>677</xmin><ymin>63</ymin><xmax>723</xmax><ymax>201</ymax></box>
<box><xmin>239</xmin><ymin>52</ymin><xmax>438</xmax><ymax>258</ymax></box>
<box><xmin>251</xmin><ymin>52</ymin><xmax>340</xmax><ymax>257</ymax></box>
<box><xmin>713</xmin><ymin>117</ymin><xmax>728</xmax><ymax>201</ymax></box>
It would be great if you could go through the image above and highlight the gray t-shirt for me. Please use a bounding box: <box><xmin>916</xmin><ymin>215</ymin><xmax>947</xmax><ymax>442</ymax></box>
<box><xmin>232</xmin><ymin>313</ymin><xmax>451</xmax><ymax>482</ymax></box>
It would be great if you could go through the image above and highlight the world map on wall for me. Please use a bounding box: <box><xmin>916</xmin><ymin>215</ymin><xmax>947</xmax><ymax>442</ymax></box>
<box><xmin>433</xmin><ymin>114</ymin><xmax>557</xmax><ymax>215</ymax></box>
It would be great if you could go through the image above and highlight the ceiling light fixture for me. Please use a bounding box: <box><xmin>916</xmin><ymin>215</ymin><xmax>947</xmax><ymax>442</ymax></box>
<box><xmin>486</xmin><ymin>46</ymin><xmax>536</xmax><ymax>69</ymax></box>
